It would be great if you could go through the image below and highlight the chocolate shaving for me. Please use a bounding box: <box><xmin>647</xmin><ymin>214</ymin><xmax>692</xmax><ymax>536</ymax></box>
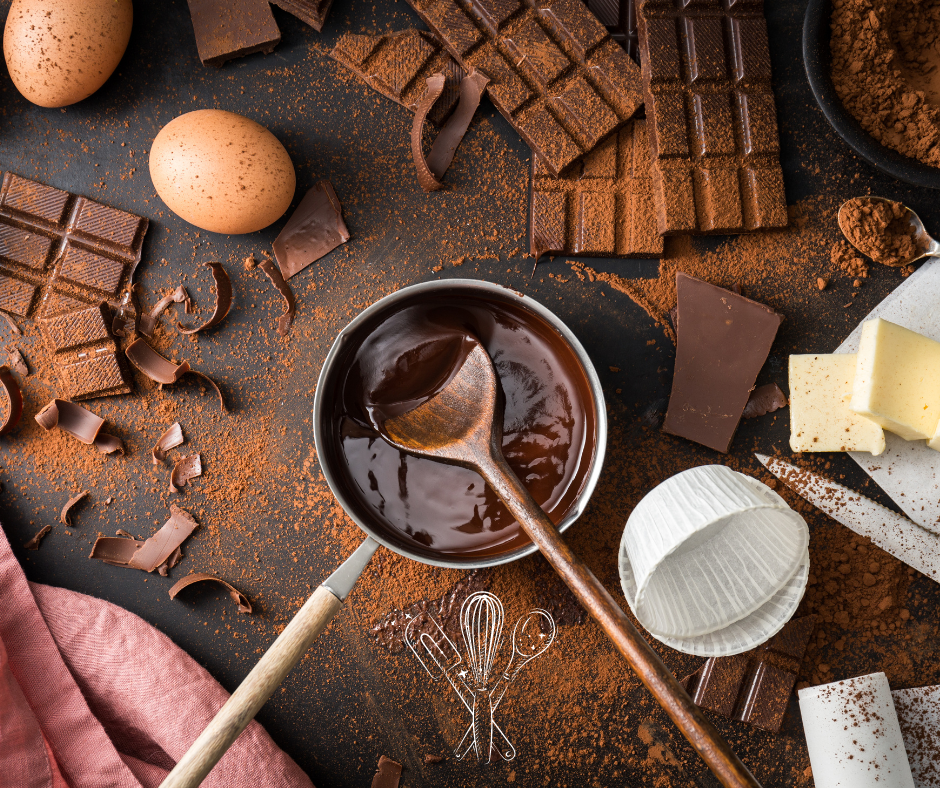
<box><xmin>8</xmin><ymin>348</ymin><xmax>28</xmax><ymax>376</ymax></box>
<box><xmin>423</xmin><ymin>754</ymin><xmax>443</xmax><ymax>765</ymax></box>
<box><xmin>371</xmin><ymin>755</ymin><xmax>402</xmax><ymax>788</ymax></box>
<box><xmin>111</xmin><ymin>285</ymin><xmax>141</xmax><ymax>338</ymax></box>
<box><xmin>34</xmin><ymin>399</ymin><xmax>123</xmax><ymax>454</ymax></box>
<box><xmin>0</xmin><ymin>311</ymin><xmax>21</xmax><ymax>335</ymax></box>
<box><xmin>169</xmin><ymin>573</ymin><xmax>252</xmax><ymax>614</ymax></box>
<box><xmin>179</xmin><ymin>263</ymin><xmax>232</xmax><ymax>334</ymax></box>
<box><xmin>158</xmin><ymin>546</ymin><xmax>184</xmax><ymax>577</ymax></box>
<box><xmin>411</xmin><ymin>70</ymin><xmax>489</xmax><ymax>192</ymax></box>
<box><xmin>90</xmin><ymin>504</ymin><xmax>199</xmax><ymax>573</ymax></box>
<box><xmin>169</xmin><ymin>453</ymin><xmax>202</xmax><ymax>493</ymax></box>
<box><xmin>24</xmin><ymin>525</ymin><xmax>51</xmax><ymax>550</ymax></box>
<box><xmin>272</xmin><ymin>183</ymin><xmax>350</xmax><ymax>279</ymax></box>
<box><xmin>139</xmin><ymin>286</ymin><xmax>191</xmax><ymax>338</ymax></box>
<box><xmin>153</xmin><ymin>422</ymin><xmax>185</xmax><ymax>464</ymax></box>
<box><xmin>258</xmin><ymin>258</ymin><xmax>296</xmax><ymax>337</ymax></box>
<box><xmin>0</xmin><ymin>366</ymin><xmax>23</xmax><ymax>436</ymax></box>
<box><xmin>125</xmin><ymin>338</ymin><xmax>226</xmax><ymax>411</ymax></box>
<box><xmin>742</xmin><ymin>383</ymin><xmax>789</xmax><ymax>419</ymax></box>
<box><xmin>60</xmin><ymin>491</ymin><xmax>89</xmax><ymax>526</ymax></box>
<box><xmin>90</xmin><ymin>535</ymin><xmax>143</xmax><ymax>566</ymax></box>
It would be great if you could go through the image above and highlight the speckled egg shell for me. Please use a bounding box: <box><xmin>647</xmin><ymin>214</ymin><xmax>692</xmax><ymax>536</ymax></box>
<box><xmin>3</xmin><ymin>0</ymin><xmax>134</xmax><ymax>108</ymax></box>
<box><xmin>149</xmin><ymin>110</ymin><xmax>296</xmax><ymax>236</ymax></box>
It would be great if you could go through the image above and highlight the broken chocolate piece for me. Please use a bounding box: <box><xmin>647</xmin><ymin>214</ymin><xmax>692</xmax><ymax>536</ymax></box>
<box><xmin>34</xmin><ymin>399</ymin><xmax>123</xmax><ymax>454</ymax></box>
<box><xmin>270</xmin><ymin>0</ymin><xmax>335</xmax><ymax>33</ymax></box>
<box><xmin>0</xmin><ymin>312</ymin><xmax>21</xmax><ymax>335</ymax></box>
<box><xmin>125</xmin><ymin>338</ymin><xmax>226</xmax><ymax>411</ymax></box>
<box><xmin>158</xmin><ymin>546</ymin><xmax>184</xmax><ymax>577</ymax></box>
<box><xmin>663</xmin><ymin>273</ymin><xmax>782</xmax><ymax>453</ymax></box>
<box><xmin>272</xmin><ymin>184</ymin><xmax>350</xmax><ymax>279</ymax></box>
<box><xmin>169</xmin><ymin>453</ymin><xmax>202</xmax><ymax>493</ymax></box>
<box><xmin>185</xmin><ymin>0</ymin><xmax>280</xmax><ymax>66</ymax></box>
<box><xmin>530</xmin><ymin>118</ymin><xmax>662</xmax><ymax>260</ymax></box>
<box><xmin>153</xmin><ymin>422</ymin><xmax>185</xmax><ymax>465</ymax></box>
<box><xmin>636</xmin><ymin>0</ymin><xmax>787</xmax><ymax>234</ymax></box>
<box><xmin>139</xmin><ymin>286</ymin><xmax>190</xmax><ymax>338</ymax></box>
<box><xmin>423</xmin><ymin>754</ymin><xmax>444</xmax><ymax>765</ymax></box>
<box><xmin>91</xmin><ymin>504</ymin><xmax>200</xmax><ymax>573</ymax></box>
<box><xmin>583</xmin><ymin>0</ymin><xmax>639</xmax><ymax>61</ymax></box>
<box><xmin>329</xmin><ymin>29</ymin><xmax>465</xmax><ymax>125</ymax></box>
<box><xmin>0</xmin><ymin>366</ymin><xmax>22</xmax><ymax>436</ymax></box>
<box><xmin>258</xmin><ymin>258</ymin><xmax>296</xmax><ymax>337</ymax></box>
<box><xmin>178</xmin><ymin>263</ymin><xmax>232</xmax><ymax>334</ymax></box>
<box><xmin>8</xmin><ymin>348</ymin><xmax>27</xmax><ymax>376</ymax></box>
<box><xmin>40</xmin><ymin>302</ymin><xmax>132</xmax><ymax>400</ymax></box>
<box><xmin>24</xmin><ymin>524</ymin><xmax>51</xmax><ymax>550</ymax></box>
<box><xmin>406</xmin><ymin>0</ymin><xmax>644</xmax><ymax>177</ymax></box>
<box><xmin>742</xmin><ymin>383</ymin><xmax>788</xmax><ymax>419</ymax></box>
<box><xmin>681</xmin><ymin>615</ymin><xmax>816</xmax><ymax>733</ymax></box>
<box><xmin>90</xmin><ymin>534</ymin><xmax>143</xmax><ymax>566</ymax></box>
<box><xmin>60</xmin><ymin>491</ymin><xmax>89</xmax><ymax>526</ymax></box>
<box><xmin>371</xmin><ymin>755</ymin><xmax>402</xmax><ymax>788</ymax></box>
<box><xmin>168</xmin><ymin>572</ymin><xmax>252</xmax><ymax>613</ymax></box>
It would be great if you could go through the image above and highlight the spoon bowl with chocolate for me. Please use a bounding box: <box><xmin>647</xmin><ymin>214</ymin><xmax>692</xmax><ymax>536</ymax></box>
<box><xmin>838</xmin><ymin>196</ymin><xmax>939</xmax><ymax>267</ymax></box>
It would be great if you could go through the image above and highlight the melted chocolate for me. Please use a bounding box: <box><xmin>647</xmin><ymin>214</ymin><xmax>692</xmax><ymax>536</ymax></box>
<box><xmin>328</xmin><ymin>294</ymin><xmax>597</xmax><ymax>560</ymax></box>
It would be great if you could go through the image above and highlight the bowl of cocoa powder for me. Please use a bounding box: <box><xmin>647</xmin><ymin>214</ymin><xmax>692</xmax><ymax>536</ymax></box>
<box><xmin>804</xmin><ymin>0</ymin><xmax>940</xmax><ymax>189</ymax></box>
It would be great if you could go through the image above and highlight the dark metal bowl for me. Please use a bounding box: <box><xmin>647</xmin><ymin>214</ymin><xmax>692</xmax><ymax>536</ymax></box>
<box><xmin>803</xmin><ymin>0</ymin><xmax>940</xmax><ymax>190</ymax></box>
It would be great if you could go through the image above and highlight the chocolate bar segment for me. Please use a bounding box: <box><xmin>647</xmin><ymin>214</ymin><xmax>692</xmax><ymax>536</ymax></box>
<box><xmin>406</xmin><ymin>0</ymin><xmax>644</xmax><ymax>176</ymax></box>
<box><xmin>582</xmin><ymin>0</ymin><xmax>638</xmax><ymax>61</ymax></box>
<box><xmin>530</xmin><ymin>118</ymin><xmax>662</xmax><ymax>259</ymax></box>
<box><xmin>330</xmin><ymin>29</ymin><xmax>465</xmax><ymax>125</ymax></box>
<box><xmin>185</xmin><ymin>0</ymin><xmax>281</xmax><ymax>66</ymax></box>
<box><xmin>271</xmin><ymin>0</ymin><xmax>336</xmax><ymax>33</ymax></box>
<box><xmin>636</xmin><ymin>0</ymin><xmax>787</xmax><ymax>234</ymax></box>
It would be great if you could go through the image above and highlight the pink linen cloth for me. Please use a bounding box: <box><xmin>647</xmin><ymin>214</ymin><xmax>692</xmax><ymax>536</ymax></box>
<box><xmin>0</xmin><ymin>526</ymin><xmax>314</xmax><ymax>788</ymax></box>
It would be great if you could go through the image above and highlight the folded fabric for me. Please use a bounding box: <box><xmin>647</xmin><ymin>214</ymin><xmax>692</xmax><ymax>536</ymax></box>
<box><xmin>0</xmin><ymin>525</ymin><xmax>313</xmax><ymax>788</ymax></box>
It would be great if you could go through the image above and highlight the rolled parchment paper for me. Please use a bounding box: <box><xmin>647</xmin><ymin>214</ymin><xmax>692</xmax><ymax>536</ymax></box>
<box><xmin>799</xmin><ymin>673</ymin><xmax>915</xmax><ymax>788</ymax></box>
<box><xmin>893</xmin><ymin>685</ymin><xmax>940</xmax><ymax>788</ymax></box>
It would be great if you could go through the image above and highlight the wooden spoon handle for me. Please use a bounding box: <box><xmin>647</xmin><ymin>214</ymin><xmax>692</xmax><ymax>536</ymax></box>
<box><xmin>476</xmin><ymin>452</ymin><xmax>762</xmax><ymax>788</ymax></box>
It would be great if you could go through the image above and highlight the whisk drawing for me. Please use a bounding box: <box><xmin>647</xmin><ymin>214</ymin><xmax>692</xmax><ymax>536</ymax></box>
<box><xmin>405</xmin><ymin>591</ymin><xmax>556</xmax><ymax>763</ymax></box>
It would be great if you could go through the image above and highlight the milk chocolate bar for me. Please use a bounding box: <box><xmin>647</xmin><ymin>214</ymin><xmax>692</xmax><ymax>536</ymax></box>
<box><xmin>582</xmin><ymin>0</ymin><xmax>638</xmax><ymax>61</ymax></box>
<box><xmin>530</xmin><ymin>118</ymin><xmax>662</xmax><ymax>259</ymax></box>
<box><xmin>330</xmin><ymin>29</ymin><xmax>465</xmax><ymax>126</ymax></box>
<box><xmin>680</xmin><ymin>615</ymin><xmax>816</xmax><ymax>733</ymax></box>
<box><xmin>637</xmin><ymin>0</ymin><xmax>787</xmax><ymax>234</ymax></box>
<box><xmin>406</xmin><ymin>0</ymin><xmax>644</xmax><ymax>176</ymax></box>
<box><xmin>186</xmin><ymin>0</ymin><xmax>281</xmax><ymax>66</ymax></box>
<box><xmin>271</xmin><ymin>0</ymin><xmax>335</xmax><ymax>33</ymax></box>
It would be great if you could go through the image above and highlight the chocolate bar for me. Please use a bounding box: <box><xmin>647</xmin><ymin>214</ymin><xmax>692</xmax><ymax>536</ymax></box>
<box><xmin>406</xmin><ymin>0</ymin><xmax>644</xmax><ymax>176</ymax></box>
<box><xmin>530</xmin><ymin>118</ymin><xmax>662</xmax><ymax>259</ymax></box>
<box><xmin>680</xmin><ymin>615</ymin><xmax>816</xmax><ymax>733</ymax></box>
<box><xmin>186</xmin><ymin>0</ymin><xmax>281</xmax><ymax>67</ymax></box>
<box><xmin>636</xmin><ymin>0</ymin><xmax>787</xmax><ymax>234</ymax></box>
<box><xmin>582</xmin><ymin>0</ymin><xmax>638</xmax><ymax>61</ymax></box>
<box><xmin>663</xmin><ymin>273</ymin><xmax>782</xmax><ymax>453</ymax></box>
<box><xmin>271</xmin><ymin>0</ymin><xmax>336</xmax><ymax>33</ymax></box>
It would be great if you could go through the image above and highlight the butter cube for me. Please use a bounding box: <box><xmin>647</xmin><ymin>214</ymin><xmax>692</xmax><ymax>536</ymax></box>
<box><xmin>790</xmin><ymin>354</ymin><xmax>885</xmax><ymax>454</ymax></box>
<box><xmin>850</xmin><ymin>318</ymin><xmax>940</xmax><ymax>441</ymax></box>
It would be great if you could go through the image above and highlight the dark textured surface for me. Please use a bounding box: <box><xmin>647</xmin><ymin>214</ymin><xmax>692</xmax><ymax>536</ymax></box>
<box><xmin>1</xmin><ymin>1</ymin><xmax>940</xmax><ymax>787</ymax></box>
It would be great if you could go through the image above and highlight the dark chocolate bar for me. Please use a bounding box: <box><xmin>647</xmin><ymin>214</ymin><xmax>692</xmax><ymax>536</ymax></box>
<box><xmin>271</xmin><ymin>0</ymin><xmax>336</xmax><ymax>33</ymax></box>
<box><xmin>680</xmin><ymin>615</ymin><xmax>816</xmax><ymax>733</ymax></box>
<box><xmin>186</xmin><ymin>0</ymin><xmax>281</xmax><ymax>66</ymax></box>
<box><xmin>636</xmin><ymin>0</ymin><xmax>787</xmax><ymax>234</ymax></box>
<box><xmin>582</xmin><ymin>0</ymin><xmax>638</xmax><ymax>61</ymax></box>
<box><xmin>330</xmin><ymin>29</ymin><xmax>465</xmax><ymax>126</ymax></box>
<box><xmin>406</xmin><ymin>0</ymin><xmax>644</xmax><ymax>176</ymax></box>
<box><xmin>530</xmin><ymin>118</ymin><xmax>662</xmax><ymax>259</ymax></box>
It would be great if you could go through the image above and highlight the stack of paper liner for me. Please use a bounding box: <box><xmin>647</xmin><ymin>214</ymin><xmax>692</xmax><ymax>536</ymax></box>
<box><xmin>618</xmin><ymin>466</ymin><xmax>809</xmax><ymax>657</ymax></box>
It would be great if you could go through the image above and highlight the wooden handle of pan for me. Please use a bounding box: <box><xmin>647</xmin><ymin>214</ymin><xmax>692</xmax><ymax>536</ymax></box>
<box><xmin>160</xmin><ymin>585</ymin><xmax>343</xmax><ymax>788</ymax></box>
<box><xmin>476</xmin><ymin>450</ymin><xmax>762</xmax><ymax>788</ymax></box>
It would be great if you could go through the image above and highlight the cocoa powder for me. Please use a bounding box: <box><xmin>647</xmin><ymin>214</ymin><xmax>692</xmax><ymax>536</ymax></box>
<box><xmin>839</xmin><ymin>196</ymin><xmax>927</xmax><ymax>266</ymax></box>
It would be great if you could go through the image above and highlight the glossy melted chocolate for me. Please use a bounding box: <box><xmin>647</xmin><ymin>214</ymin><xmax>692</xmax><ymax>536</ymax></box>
<box><xmin>334</xmin><ymin>295</ymin><xmax>597</xmax><ymax>559</ymax></box>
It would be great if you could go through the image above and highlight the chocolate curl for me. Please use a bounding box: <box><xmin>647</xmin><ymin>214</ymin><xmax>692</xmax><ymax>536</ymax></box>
<box><xmin>139</xmin><ymin>286</ymin><xmax>191</xmax><ymax>338</ymax></box>
<box><xmin>258</xmin><ymin>258</ymin><xmax>296</xmax><ymax>337</ymax></box>
<box><xmin>24</xmin><ymin>525</ymin><xmax>51</xmax><ymax>550</ymax></box>
<box><xmin>179</xmin><ymin>263</ymin><xmax>233</xmax><ymax>334</ymax></box>
<box><xmin>169</xmin><ymin>573</ymin><xmax>252</xmax><ymax>614</ymax></box>
<box><xmin>90</xmin><ymin>504</ymin><xmax>199</xmax><ymax>573</ymax></box>
<box><xmin>60</xmin><ymin>491</ymin><xmax>89</xmax><ymax>526</ymax></box>
<box><xmin>125</xmin><ymin>338</ymin><xmax>226</xmax><ymax>411</ymax></box>
<box><xmin>158</xmin><ymin>546</ymin><xmax>184</xmax><ymax>577</ymax></box>
<box><xmin>0</xmin><ymin>366</ymin><xmax>23</xmax><ymax>436</ymax></box>
<box><xmin>8</xmin><ymin>348</ymin><xmax>28</xmax><ymax>376</ymax></box>
<box><xmin>112</xmin><ymin>285</ymin><xmax>141</xmax><ymax>338</ymax></box>
<box><xmin>169</xmin><ymin>453</ymin><xmax>202</xmax><ymax>493</ymax></box>
<box><xmin>153</xmin><ymin>422</ymin><xmax>185</xmax><ymax>465</ymax></box>
<box><xmin>34</xmin><ymin>399</ymin><xmax>123</xmax><ymax>454</ymax></box>
<box><xmin>742</xmin><ymin>383</ymin><xmax>789</xmax><ymax>419</ymax></box>
<box><xmin>0</xmin><ymin>311</ymin><xmax>21</xmax><ymax>335</ymax></box>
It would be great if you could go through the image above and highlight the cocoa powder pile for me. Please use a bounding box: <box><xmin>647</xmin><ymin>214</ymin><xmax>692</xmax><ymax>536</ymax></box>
<box><xmin>839</xmin><ymin>196</ymin><xmax>927</xmax><ymax>266</ymax></box>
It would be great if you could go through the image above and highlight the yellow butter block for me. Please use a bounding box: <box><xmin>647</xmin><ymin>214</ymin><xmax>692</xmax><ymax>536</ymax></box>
<box><xmin>790</xmin><ymin>354</ymin><xmax>885</xmax><ymax>454</ymax></box>
<box><xmin>850</xmin><ymin>318</ymin><xmax>940</xmax><ymax>441</ymax></box>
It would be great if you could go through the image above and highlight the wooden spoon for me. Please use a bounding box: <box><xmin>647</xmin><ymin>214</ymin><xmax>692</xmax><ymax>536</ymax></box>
<box><xmin>384</xmin><ymin>343</ymin><xmax>762</xmax><ymax>788</ymax></box>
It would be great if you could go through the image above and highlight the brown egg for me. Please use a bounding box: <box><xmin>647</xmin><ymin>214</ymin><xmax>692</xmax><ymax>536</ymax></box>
<box><xmin>149</xmin><ymin>110</ymin><xmax>296</xmax><ymax>235</ymax></box>
<box><xmin>3</xmin><ymin>0</ymin><xmax>133</xmax><ymax>108</ymax></box>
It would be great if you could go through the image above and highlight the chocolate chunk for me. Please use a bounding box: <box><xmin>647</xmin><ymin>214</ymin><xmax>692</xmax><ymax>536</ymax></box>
<box><xmin>153</xmin><ymin>422</ymin><xmax>185</xmax><ymax>465</ymax></box>
<box><xmin>125</xmin><ymin>337</ymin><xmax>226</xmax><ymax>411</ymax></box>
<box><xmin>169</xmin><ymin>572</ymin><xmax>252</xmax><ymax>613</ymax></box>
<box><xmin>0</xmin><ymin>365</ymin><xmax>23</xmax><ymax>436</ymax></box>
<box><xmin>178</xmin><ymin>263</ymin><xmax>233</xmax><ymax>334</ymax></box>
<box><xmin>0</xmin><ymin>173</ymin><xmax>149</xmax><ymax>320</ymax></box>
<box><xmin>258</xmin><ymin>258</ymin><xmax>296</xmax><ymax>336</ymax></box>
<box><xmin>741</xmin><ymin>382</ymin><xmax>788</xmax><ymax>419</ymax></box>
<box><xmin>34</xmin><ymin>399</ymin><xmax>123</xmax><ymax>454</ymax></box>
<box><xmin>663</xmin><ymin>273</ymin><xmax>782</xmax><ymax>453</ymax></box>
<box><xmin>636</xmin><ymin>0</ymin><xmax>787</xmax><ymax>234</ymax></box>
<box><xmin>0</xmin><ymin>312</ymin><xmax>21</xmax><ymax>335</ymax></box>
<box><xmin>530</xmin><ymin>119</ymin><xmax>662</xmax><ymax>260</ymax></box>
<box><xmin>185</xmin><ymin>0</ymin><xmax>280</xmax><ymax>66</ymax></box>
<box><xmin>139</xmin><ymin>286</ymin><xmax>190</xmax><ymax>338</ymax></box>
<box><xmin>40</xmin><ymin>303</ymin><xmax>132</xmax><ymax>400</ymax></box>
<box><xmin>24</xmin><ymin>524</ymin><xmax>51</xmax><ymax>550</ymax></box>
<box><xmin>169</xmin><ymin>453</ymin><xmax>202</xmax><ymax>493</ymax></box>
<box><xmin>270</xmin><ymin>0</ymin><xmax>335</xmax><ymax>33</ymax></box>
<box><xmin>60</xmin><ymin>491</ymin><xmax>89</xmax><ymax>526</ymax></box>
<box><xmin>273</xmin><ymin>183</ymin><xmax>350</xmax><ymax>279</ymax></box>
<box><xmin>8</xmin><ymin>348</ymin><xmax>27</xmax><ymax>376</ymax></box>
<box><xmin>423</xmin><ymin>754</ymin><xmax>444</xmax><ymax>765</ymax></box>
<box><xmin>406</xmin><ymin>0</ymin><xmax>644</xmax><ymax>176</ymax></box>
<box><xmin>582</xmin><ymin>0</ymin><xmax>639</xmax><ymax>61</ymax></box>
<box><xmin>329</xmin><ymin>29</ymin><xmax>465</xmax><ymax>125</ymax></box>
<box><xmin>680</xmin><ymin>615</ymin><xmax>816</xmax><ymax>734</ymax></box>
<box><xmin>371</xmin><ymin>755</ymin><xmax>402</xmax><ymax>788</ymax></box>
<box><xmin>91</xmin><ymin>504</ymin><xmax>200</xmax><ymax>572</ymax></box>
